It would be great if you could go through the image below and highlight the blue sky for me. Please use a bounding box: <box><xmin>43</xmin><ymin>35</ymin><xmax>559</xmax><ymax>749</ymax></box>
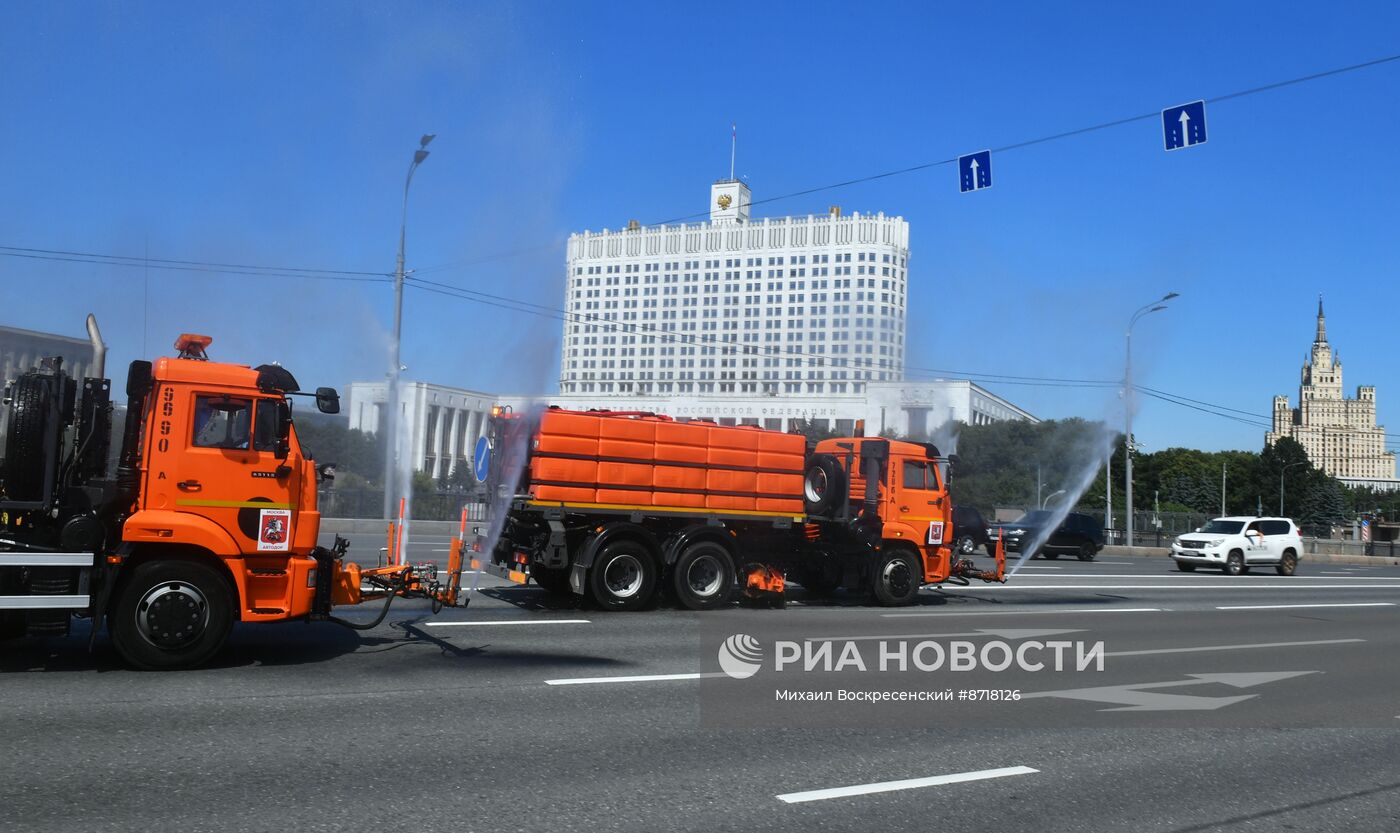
<box><xmin>2</xmin><ymin>1</ymin><xmax>1398</xmax><ymax>454</ymax></box>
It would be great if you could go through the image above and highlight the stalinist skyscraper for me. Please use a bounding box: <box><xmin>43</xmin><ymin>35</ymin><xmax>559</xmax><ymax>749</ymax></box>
<box><xmin>1267</xmin><ymin>297</ymin><xmax>1395</xmax><ymax>485</ymax></box>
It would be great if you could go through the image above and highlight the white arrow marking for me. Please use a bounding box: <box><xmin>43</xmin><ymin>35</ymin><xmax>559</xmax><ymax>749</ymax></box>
<box><xmin>969</xmin><ymin>157</ymin><xmax>980</xmax><ymax>189</ymax></box>
<box><xmin>1178</xmin><ymin>109</ymin><xmax>1191</xmax><ymax>145</ymax></box>
<box><xmin>1022</xmin><ymin>671</ymin><xmax>1317</xmax><ymax>711</ymax></box>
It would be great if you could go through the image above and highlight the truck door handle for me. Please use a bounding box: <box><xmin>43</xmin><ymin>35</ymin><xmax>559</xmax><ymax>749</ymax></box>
<box><xmin>177</xmin><ymin>480</ymin><xmax>202</xmax><ymax>491</ymax></box>
<box><xmin>900</xmin><ymin>505</ymin><xmax>910</xmax><ymax>513</ymax></box>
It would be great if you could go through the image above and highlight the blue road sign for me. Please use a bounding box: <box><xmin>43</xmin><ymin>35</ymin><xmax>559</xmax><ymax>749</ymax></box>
<box><xmin>958</xmin><ymin>150</ymin><xmax>992</xmax><ymax>192</ymax></box>
<box><xmin>473</xmin><ymin>435</ymin><xmax>491</xmax><ymax>483</ymax></box>
<box><xmin>1162</xmin><ymin>100</ymin><xmax>1207</xmax><ymax>151</ymax></box>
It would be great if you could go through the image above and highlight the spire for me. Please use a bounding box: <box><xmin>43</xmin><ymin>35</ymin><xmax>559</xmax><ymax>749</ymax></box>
<box><xmin>1315</xmin><ymin>294</ymin><xmax>1326</xmax><ymax>343</ymax></box>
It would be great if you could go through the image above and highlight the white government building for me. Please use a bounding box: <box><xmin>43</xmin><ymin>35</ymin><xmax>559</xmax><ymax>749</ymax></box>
<box><xmin>348</xmin><ymin>177</ymin><xmax>1035</xmax><ymax>478</ymax></box>
<box><xmin>1266</xmin><ymin>298</ymin><xmax>1398</xmax><ymax>490</ymax></box>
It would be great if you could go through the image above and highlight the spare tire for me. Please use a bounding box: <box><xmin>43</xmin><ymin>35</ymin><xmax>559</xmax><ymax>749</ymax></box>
<box><xmin>2</xmin><ymin>374</ymin><xmax>55</xmax><ymax>502</ymax></box>
<box><xmin>803</xmin><ymin>454</ymin><xmax>847</xmax><ymax>517</ymax></box>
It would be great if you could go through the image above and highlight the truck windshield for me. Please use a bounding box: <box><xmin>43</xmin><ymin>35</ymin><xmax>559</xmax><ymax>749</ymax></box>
<box><xmin>1200</xmin><ymin>520</ymin><xmax>1245</xmax><ymax>534</ymax></box>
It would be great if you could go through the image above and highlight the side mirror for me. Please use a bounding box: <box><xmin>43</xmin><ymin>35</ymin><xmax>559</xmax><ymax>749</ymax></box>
<box><xmin>317</xmin><ymin>463</ymin><xmax>337</xmax><ymax>483</ymax></box>
<box><xmin>316</xmin><ymin>386</ymin><xmax>340</xmax><ymax>415</ymax></box>
<box><xmin>275</xmin><ymin>400</ymin><xmax>292</xmax><ymax>460</ymax></box>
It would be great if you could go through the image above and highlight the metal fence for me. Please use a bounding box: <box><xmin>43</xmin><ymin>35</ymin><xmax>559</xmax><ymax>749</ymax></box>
<box><xmin>317</xmin><ymin>489</ymin><xmax>472</xmax><ymax>521</ymax></box>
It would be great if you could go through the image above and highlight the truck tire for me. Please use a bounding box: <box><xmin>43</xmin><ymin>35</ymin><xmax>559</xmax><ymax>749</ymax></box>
<box><xmin>672</xmin><ymin>541</ymin><xmax>735</xmax><ymax>611</ymax></box>
<box><xmin>530</xmin><ymin>564</ymin><xmax>573</xmax><ymax>596</ymax></box>
<box><xmin>802</xmin><ymin>455</ymin><xmax>847</xmax><ymax>517</ymax></box>
<box><xmin>871</xmin><ymin>548</ymin><xmax>920</xmax><ymax>607</ymax></box>
<box><xmin>109</xmin><ymin>560</ymin><xmax>234</xmax><ymax>670</ymax></box>
<box><xmin>587</xmin><ymin>540</ymin><xmax>657</xmax><ymax>611</ymax></box>
<box><xmin>2</xmin><ymin>374</ymin><xmax>54</xmax><ymax>502</ymax></box>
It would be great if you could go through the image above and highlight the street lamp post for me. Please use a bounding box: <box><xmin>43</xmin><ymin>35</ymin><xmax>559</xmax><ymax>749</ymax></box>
<box><xmin>383</xmin><ymin>133</ymin><xmax>436</xmax><ymax>519</ymax></box>
<box><xmin>1125</xmin><ymin>292</ymin><xmax>1178</xmax><ymax>548</ymax></box>
<box><xmin>1042</xmin><ymin>489</ymin><xmax>1066</xmax><ymax>509</ymax></box>
<box><xmin>1280</xmin><ymin>460</ymin><xmax>1308</xmax><ymax>517</ymax></box>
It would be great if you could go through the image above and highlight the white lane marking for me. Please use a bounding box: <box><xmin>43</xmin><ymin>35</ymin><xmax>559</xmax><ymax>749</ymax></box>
<box><xmin>1012</xmin><ymin>566</ymin><xmax>1063</xmax><ymax>570</ymax></box>
<box><xmin>545</xmin><ymin>672</ymin><xmax>726</xmax><ymax>686</ymax></box>
<box><xmin>776</xmin><ymin>766</ymin><xmax>1038</xmax><ymax>804</ymax></box>
<box><xmin>1215</xmin><ymin>602</ymin><xmax>1396</xmax><ymax>611</ymax></box>
<box><xmin>885</xmin><ymin>608</ymin><xmax>1165</xmax><ymax>618</ymax></box>
<box><xmin>1107</xmin><ymin>638</ymin><xmax>1365</xmax><ymax>657</ymax></box>
<box><xmin>948</xmin><ymin>584</ymin><xmax>1400</xmax><ymax>590</ymax></box>
<box><xmin>425</xmin><ymin>619</ymin><xmax>590</xmax><ymax>627</ymax></box>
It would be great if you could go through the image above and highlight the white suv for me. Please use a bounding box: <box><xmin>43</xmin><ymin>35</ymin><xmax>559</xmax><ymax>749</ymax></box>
<box><xmin>1170</xmin><ymin>516</ymin><xmax>1303</xmax><ymax>576</ymax></box>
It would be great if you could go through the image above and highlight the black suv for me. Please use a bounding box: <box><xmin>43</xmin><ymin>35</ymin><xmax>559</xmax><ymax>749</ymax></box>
<box><xmin>988</xmin><ymin>511</ymin><xmax>1105</xmax><ymax>561</ymax></box>
<box><xmin>951</xmin><ymin>506</ymin><xmax>990</xmax><ymax>555</ymax></box>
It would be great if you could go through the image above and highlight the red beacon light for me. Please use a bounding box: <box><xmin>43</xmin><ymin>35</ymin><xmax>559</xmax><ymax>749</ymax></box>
<box><xmin>174</xmin><ymin>333</ymin><xmax>213</xmax><ymax>360</ymax></box>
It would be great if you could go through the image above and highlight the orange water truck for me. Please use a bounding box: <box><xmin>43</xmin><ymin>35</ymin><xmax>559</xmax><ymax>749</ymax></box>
<box><xmin>0</xmin><ymin>318</ymin><xmax>465</xmax><ymax>669</ymax></box>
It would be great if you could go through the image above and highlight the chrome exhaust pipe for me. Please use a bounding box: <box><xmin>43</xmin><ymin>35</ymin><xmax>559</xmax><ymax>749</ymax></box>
<box><xmin>85</xmin><ymin>313</ymin><xmax>107</xmax><ymax>379</ymax></box>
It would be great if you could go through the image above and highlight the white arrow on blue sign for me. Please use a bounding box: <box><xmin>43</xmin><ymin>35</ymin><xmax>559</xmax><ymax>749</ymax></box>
<box><xmin>1162</xmin><ymin>100</ymin><xmax>1207</xmax><ymax>151</ymax></box>
<box><xmin>473</xmin><ymin>435</ymin><xmax>492</xmax><ymax>483</ymax></box>
<box><xmin>958</xmin><ymin>150</ymin><xmax>992</xmax><ymax>193</ymax></box>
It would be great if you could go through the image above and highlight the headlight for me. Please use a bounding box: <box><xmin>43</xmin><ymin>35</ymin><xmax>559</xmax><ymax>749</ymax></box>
<box><xmin>1173</xmin><ymin>537</ymin><xmax>1183</xmax><ymax>547</ymax></box>
<box><xmin>1008</xmin><ymin>529</ymin><xmax>1024</xmax><ymax>536</ymax></box>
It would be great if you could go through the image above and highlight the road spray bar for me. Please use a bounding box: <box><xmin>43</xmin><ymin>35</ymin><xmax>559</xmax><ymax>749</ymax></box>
<box><xmin>321</xmin><ymin>511</ymin><xmax>470</xmax><ymax>630</ymax></box>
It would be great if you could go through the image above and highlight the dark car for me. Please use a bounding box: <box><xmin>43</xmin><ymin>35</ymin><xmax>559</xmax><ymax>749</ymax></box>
<box><xmin>951</xmin><ymin>505</ymin><xmax>990</xmax><ymax>555</ymax></box>
<box><xmin>988</xmin><ymin>510</ymin><xmax>1104</xmax><ymax>561</ymax></box>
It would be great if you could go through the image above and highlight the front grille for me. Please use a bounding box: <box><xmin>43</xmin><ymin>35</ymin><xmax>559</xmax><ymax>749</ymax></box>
<box><xmin>1178</xmin><ymin>540</ymin><xmax>1205</xmax><ymax>550</ymax></box>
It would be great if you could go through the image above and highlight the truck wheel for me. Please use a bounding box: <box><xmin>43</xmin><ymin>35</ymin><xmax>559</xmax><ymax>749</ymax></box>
<box><xmin>110</xmin><ymin>560</ymin><xmax>234</xmax><ymax>670</ymax></box>
<box><xmin>802</xmin><ymin>455</ymin><xmax>847</xmax><ymax>516</ymax></box>
<box><xmin>1224</xmin><ymin>551</ymin><xmax>1246</xmax><ymax>576</ymax></box>
<box><xmin>530</xmin><ymin>564</ymin><xmax>573</xmax><ymax>596</ymax></box>
<box><xmin>2</xmin><ymin>373</ymin><xmax>54</xmax><ymax>502</ymax></box>
<box><xmin>672</xmin><ymin>541</ymin><xmax>735</xmax><ymax>611</ymax></box>
<box><xmin>871</xmin><ymin>548</ymin><xmax>920</xmax><ymax>607</ymax></box>
<box><xmin>1275</xmin><ymin>550</ymin><xmax>1298</xmax><ymax>576</ymax></box>
<box><xmin>587</xmin><ymin>540</ymin><xmax>657</xmax><ymax>611</ymax></box>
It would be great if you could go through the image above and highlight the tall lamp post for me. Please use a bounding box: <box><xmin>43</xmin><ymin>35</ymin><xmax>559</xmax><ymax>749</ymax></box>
<box><xmin>383</xmin><ymin>133</ymin><xmax>436</xmax><ymax>519</ymax></box>
<box><xmin>1125</xmin><ymin>291</ymin><xmax>1178</xmax><ymax>547</ymax></box>
<box><xmin>1280</xmin><ymin>460</ymin><xmax>1308</xmax><ymax>517</ymax></box>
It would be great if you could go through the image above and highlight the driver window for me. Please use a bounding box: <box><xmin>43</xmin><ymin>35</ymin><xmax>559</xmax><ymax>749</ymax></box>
<box><xmin>193</xmin><ymin>396</ymin><xmax>252</xmax><ymax>450</ymax></box>
<box><xmin>902</xmin><ymin>460</ymin><xmax>928</xmax><ymax>490</ymax></box>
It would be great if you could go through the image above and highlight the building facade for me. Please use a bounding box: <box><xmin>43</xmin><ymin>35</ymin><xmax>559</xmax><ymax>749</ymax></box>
<box><xmin>346</xmin><ymin>381</ymin><xmax>497</xmax><ymax>480</ymax></box>
<box><xmin>500</xmin><ymin>379</ymin><xmax>1035</xmax><ymax>439</ymax></box>
<box><xmin>559</xmin><ymin>179</ymin><xmax>910</xmax><ymax>398</ymax></box>
<box><xmin>1266</xmin><ymin>299</ymin><xmax>1396</xmax><ymax>487</ymax></box>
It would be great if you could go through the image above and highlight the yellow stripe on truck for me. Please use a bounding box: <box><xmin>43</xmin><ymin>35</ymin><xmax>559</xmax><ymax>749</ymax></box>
<box><xmin>525</xmin><ymin>498</ymin><xmax>803</xmax><ymax>521</ymax></box>
<box><xmin>176</xmin><ymin>499</ymin><xmax>296</xmax><ymax>510</ymax></box>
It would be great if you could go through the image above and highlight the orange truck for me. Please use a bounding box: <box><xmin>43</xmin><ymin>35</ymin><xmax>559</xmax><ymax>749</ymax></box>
<box><xmin>470</xmin><ymin>407</ymin><xmax>1004</xmax><ymax>610</ymax></box>
<box><xmin>0</xmin><ymin>318</ymin><xmax>463</xmax><ymax>669</ymax></box>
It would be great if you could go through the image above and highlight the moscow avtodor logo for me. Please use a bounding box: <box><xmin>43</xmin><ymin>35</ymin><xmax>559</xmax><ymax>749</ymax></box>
<box><xmin>718</xmin><ymin>634</ymin><xmax>763</xmax><ymax>679</ymax></box>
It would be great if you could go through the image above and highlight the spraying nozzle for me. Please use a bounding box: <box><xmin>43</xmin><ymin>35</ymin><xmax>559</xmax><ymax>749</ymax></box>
<box><xmin>950</xmin><ymin>558</ymin><xmax>1006</xmax><ymax>584</ymax></box>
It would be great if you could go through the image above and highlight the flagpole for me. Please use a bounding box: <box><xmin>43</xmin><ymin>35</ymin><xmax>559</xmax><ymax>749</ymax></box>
<box><xmin>730</xmin><ymin>124</ymin><xmax>736</xmax><ymax>180</ymax></box>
